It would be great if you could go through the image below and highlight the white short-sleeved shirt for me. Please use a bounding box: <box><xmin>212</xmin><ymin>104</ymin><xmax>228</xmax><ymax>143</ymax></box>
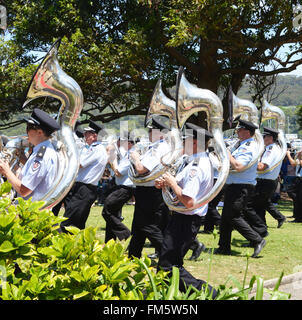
<box><xmin>115</xmin><ymin>147</ymin><xmax>134</xmax><ymax>187</ymax></box>
<box><xmin>226</xmin><ymin>138</ymin><xmax>258</xmax><ymax>185</ymax></box>
<box><xmin>136</xmin><ymin>139</ymin><xmax>171</xmax><ymax>187</ymax></box>
<box><xmin>175</xmin><ymin>152</ymin><xmax>213</xmax><ymax>217</ymax></box>
<box><xmin>20</xmin><ymin>140</ymin><xmax>59</xmax><ymax>202</ymax></box>
<box><xmin>76</xmin><ymin>142</ymin><xmax>108</xmax><ymax>186</ymax></box>
<box><xmin>257</xmin><ymin>143</ymin><xmax>282</xmax><ymax>180</ymax></box>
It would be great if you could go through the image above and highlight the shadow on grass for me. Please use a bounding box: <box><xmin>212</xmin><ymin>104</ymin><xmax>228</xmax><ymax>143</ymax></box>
<box><xmin>231</xmin><ymin>238</ymin><xmax>251</xmax><ymax>248</ymax></box>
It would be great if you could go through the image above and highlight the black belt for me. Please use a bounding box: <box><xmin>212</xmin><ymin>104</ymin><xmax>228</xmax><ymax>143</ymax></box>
<box><xmin>75</xmin><ymin>181</ymin><xmax>97</xmax><ymax>190</ymax></box>
<box><xmin>227</xmin><ymin>183</ymin><xmax>254</xmax><ymax>187</ymax></box>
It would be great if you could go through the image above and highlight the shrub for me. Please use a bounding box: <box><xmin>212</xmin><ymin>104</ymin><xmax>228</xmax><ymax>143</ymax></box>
<box><xmin>0</xmin><ymin>182</ymin><xmax>290</xmax><ymax>300</ymax></box>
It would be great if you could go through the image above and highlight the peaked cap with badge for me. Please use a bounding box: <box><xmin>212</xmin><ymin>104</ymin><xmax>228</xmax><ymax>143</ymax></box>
<box><xmin>75</xmin><ymin>120</ymin><xmax>84</xmax><ymax>138</ymax></box>
<box><xmin>83</xmin><ymin>120</ymin><xmax>104</xmax><ymax>134</ymax></box>
<box><xmin>236</xmin><ymin>119</ymin><xmax>258</xmax><ymax>132</ymax></box>
<box><xmin>25</xmin><ymin>108</ymin><xmax>60</xmax><ymax>134</ymax></box>
<box><xmin>262</xmin><ymin>126</ymin><xmax>279</xmax><ymax>139</ymax></box>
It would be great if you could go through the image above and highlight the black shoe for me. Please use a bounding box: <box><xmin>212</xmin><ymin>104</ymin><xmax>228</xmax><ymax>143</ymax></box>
<box><xmin>289</xmin><ymin>220</ymin><xmax>302</xmax><ymax>223</ymax></box>
<box><xmin>189</xmin><ymin>242</ymin><xmax>206</xmax><ymax>260</ymax></box>
<box><xmin>147</xmin><ymin>253</ymin><xmax>159</xmax><ymax>260</ymax></box>
<box><xmin>252</xmin><ymin>239</ymin><xmax>266</xmax><ymax>258</ymax></box>
<box><xmin>213</xmin><ymin>247</ymin><xmax>231</xmax><ymax>255</ymax></box>
<box><xmin>277</xmin><ymin>218</ymin><xmax>286</xmax><ymax>228</ymax></box>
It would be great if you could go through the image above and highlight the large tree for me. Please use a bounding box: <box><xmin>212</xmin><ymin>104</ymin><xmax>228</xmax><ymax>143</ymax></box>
<box><xmin>1</xmin><ymin>0</ymin><xmax>302</xmax><ymax>129</ymax></box>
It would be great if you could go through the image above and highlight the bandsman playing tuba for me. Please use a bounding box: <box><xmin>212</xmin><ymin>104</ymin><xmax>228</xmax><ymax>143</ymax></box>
<box><xmin>0</xmin><ymin>108</ymin><xmax>60</xmax><ymax>201</ymax></box>
<box><xmin>215</xmin><ymin>119</ymin><xmax>267</xmax><ymax>258</ymax></box>
<box><xmin>102</xmin><ymin>132</ymin><xmax>135</xmax><ymax>243</ymax></box>
<box><xmin>154</xmin><ymin>123</ymin><xmax>217</xmax><ymax>298</ymax></box>
<box><xmin>286</xmin><ymin>146</ymin><xmax>302</xmax><ymax>222</ymax></box>
<box><xmin>59</xmin><ymin>120</ymin><xmax>108</xmax><ymax>232</ymax></box>
<box><xmin>247</xmin><ymin>127</ymin><xmax>286</xmax><ymax>228</ymax></box>
<box><xmin>128</xmin><ymin>115</ymin><xmax>171</xmax><ymax>260</ymax></box>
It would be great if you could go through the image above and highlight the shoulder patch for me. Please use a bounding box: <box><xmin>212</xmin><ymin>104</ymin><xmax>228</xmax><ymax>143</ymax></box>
<box><xmin>269</xmin><ymin>146</ymin><xmax>273</xmax><ymax>150</ymax></box>
<box><xmin>246</xmin><ymin>141</ymin><xmax>251</xmax><ymax>146</ymax></box>
<box><xmin>189</xmin><ymin>168</ymin><xmax>198</xmax><ymax>178</ymax></box>
<box><xmin>32</xmin><ymin>160</ymin><xmax>41</xmax><ymax>171</ymax></box>
<box><xmin>192</xmin><ymin>158</ymin><xmax>200</xmax><ymax>166</ymax></box>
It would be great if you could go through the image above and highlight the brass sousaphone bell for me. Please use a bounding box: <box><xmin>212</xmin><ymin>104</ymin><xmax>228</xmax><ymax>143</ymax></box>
<box><xmin>21</xmin><ymin>39</ymin><xmax>83</xmax><ymax>208</ymax></box>
<box><xmin>257</xmin><ymin>99</ymin><xmax>287</xmax><ymax>174</ymax></box>
<box><xmin>128</xmin><ymin>79</ymin><xmax>183</xmax><ymax>184</ymax></box>
<box><xmin>162</xmin><ymin>67</ymin><xmax>230</xmax><ymax>212</ymax></box>
<box><xmin>229</xmin><ymin>92</ymin><xmax>264</xmax><ymax>173</ymax></box>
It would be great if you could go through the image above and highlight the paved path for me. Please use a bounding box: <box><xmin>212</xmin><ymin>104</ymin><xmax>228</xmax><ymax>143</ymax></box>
<box><xmin>249</xmin><ymin>271</ymin><xmax>302</xmax><ymax>300</ymax></box>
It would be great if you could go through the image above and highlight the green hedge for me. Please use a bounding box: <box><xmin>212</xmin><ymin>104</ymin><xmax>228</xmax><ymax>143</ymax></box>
<box><xmin>0</xmin><ymin>182</ymin><xmax>290</xmax><ymax>300</ymax></box>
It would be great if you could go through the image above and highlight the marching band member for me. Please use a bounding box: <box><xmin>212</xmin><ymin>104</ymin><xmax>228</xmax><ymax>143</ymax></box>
<box><xmin>102</xmin><ymin>133</ymin><xmax>135</xmax><ymax>242</ymax></box>
<box><xmin>128</xmin><ymin>115</ymin><xmax>171</xmax><ymax>259</ymax></box>
<box><xmin>248</xmin><ymin>127</ymin><xmax>286</xmax><ymax>227</ymax></box>
<box><xmin>286</xmin><ymin>147</ymin><xmax>302</xmax><ymax>222</ymax></box>
<box><xmin>0</xmin><ymin>108</ymin><xmax>60</xmax><ymax>201</ymax></box>
<box><xmin>215</xmin><ymin>119</ymin><xmax>266</xmax><ymax>258</ymax></box>
<box><xmin>60</xmin><ymin>120</ymin><xmax>108</xmax><ymax>231</ymax></box>
<box><xmin>155</xmin><ymin>123</ymin><xmax>217</xmax><ymax>298</ymax></box>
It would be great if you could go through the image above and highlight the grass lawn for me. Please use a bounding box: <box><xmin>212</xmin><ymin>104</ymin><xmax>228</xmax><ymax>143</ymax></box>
<box><xmin>78</xmin><ymin>195</ymin><xmax>302</xmax><ymax>289</ymax></box>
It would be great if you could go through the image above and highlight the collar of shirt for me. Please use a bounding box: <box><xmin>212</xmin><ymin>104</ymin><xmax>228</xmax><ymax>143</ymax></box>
<box><xmin>187</xmin><ymin>152</ymin><xmax>207</xmax><ymax>162</ymax></box>
<box><xmin>265</xmin><ymin>143</ymin><xmax>275</xmax><ymax>150</ymax></box>
<box><xmin>240</xmin><ymin>137</ymin><xmax>253</xmax><ymax>146</ymax></box>
<box><xmin>85</xmin><ymin>141</ymin><xmax>101</xmax><ymax>148</ymax></box>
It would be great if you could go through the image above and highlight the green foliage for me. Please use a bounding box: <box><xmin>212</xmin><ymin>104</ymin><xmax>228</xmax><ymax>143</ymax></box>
<box><xmin>0</xmin><ymin>182</ymin><xmax>290</xmax><ymax>300</ymax></box>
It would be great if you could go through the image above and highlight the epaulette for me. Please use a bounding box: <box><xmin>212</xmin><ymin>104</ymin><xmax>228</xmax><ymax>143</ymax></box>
<box><xmin>36</xmin><ymin>145</ymin><xmax>46</xmax><ymax>160</ymax></box>
<box><xmin>192</xmin><ymin>157</ymin><xmax>200</xmax><ymax>166</ymax></box>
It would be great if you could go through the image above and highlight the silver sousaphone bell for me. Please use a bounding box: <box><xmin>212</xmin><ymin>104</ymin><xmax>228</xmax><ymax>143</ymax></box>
<box><xmin>162</xmin><ymin>67</ymin><xmax>229</xmax><ymax>212</ymax></box>
<box><xmin>21</xmin><ymin>39</ymin><xmax>83</xmax><ymax>209</ymax></box>
<box><xmin>229</xmin><ymin>92</ymin><xmax>264</xmax><ymax>173</ymax></box>
<box><xmin>257</xmin><ymin>99</ymin><xmax>287</xmax><ymax>175</ymax></box>
<box><xmin>128</xmin><ymin>79</ymin><xmax>183</xmax><ymax>184</ymax></box>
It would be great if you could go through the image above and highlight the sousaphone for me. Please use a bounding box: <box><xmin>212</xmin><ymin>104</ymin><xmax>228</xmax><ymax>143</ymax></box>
<box><xmin>162</xmin><ymin>67</ymin><xmax>229</xmax><ymax>212</ymax></box>
<box><xmin>21</xmin><ymin>39</ymin><xmax>83</xmax><ymax>208</ymax></box>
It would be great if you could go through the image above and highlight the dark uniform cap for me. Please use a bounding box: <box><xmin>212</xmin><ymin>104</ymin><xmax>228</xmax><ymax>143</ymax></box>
<box><xmin>146</xmin><ymin>115</ymin><xmax>171</xmax><ymax>131</ymax></box>
<box><xmin>236</xmin><ymin>119</ymin><xmax>258</xmax><ymax>131</ymax></box>
<box><xmin>25</xmin><ymin>108</ymin><xmax>60</xmax><ymax>134</ymax></box>
<box><xmin>75</xmin><ymin>127</ymin><xmax>84</xmax><ymax>138</ymax></box>
<box><xmin>74</xmin><ymin>120</ymin><xmax>84</xmax><ymax>138</ymax></box>
<box><xmin>184</xmin><ymin>122</ymin><xmax>214</xmax><ymax>141</ymax></box>
<box><xmin>84</xmin><ymin>120</ymin><xmax>103</xmax><ymax>134</ymax></box>
<box><xmin>262</xmin><ymin>126</ymin><xmax>279</xmax><ymax>138</ymax></box>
